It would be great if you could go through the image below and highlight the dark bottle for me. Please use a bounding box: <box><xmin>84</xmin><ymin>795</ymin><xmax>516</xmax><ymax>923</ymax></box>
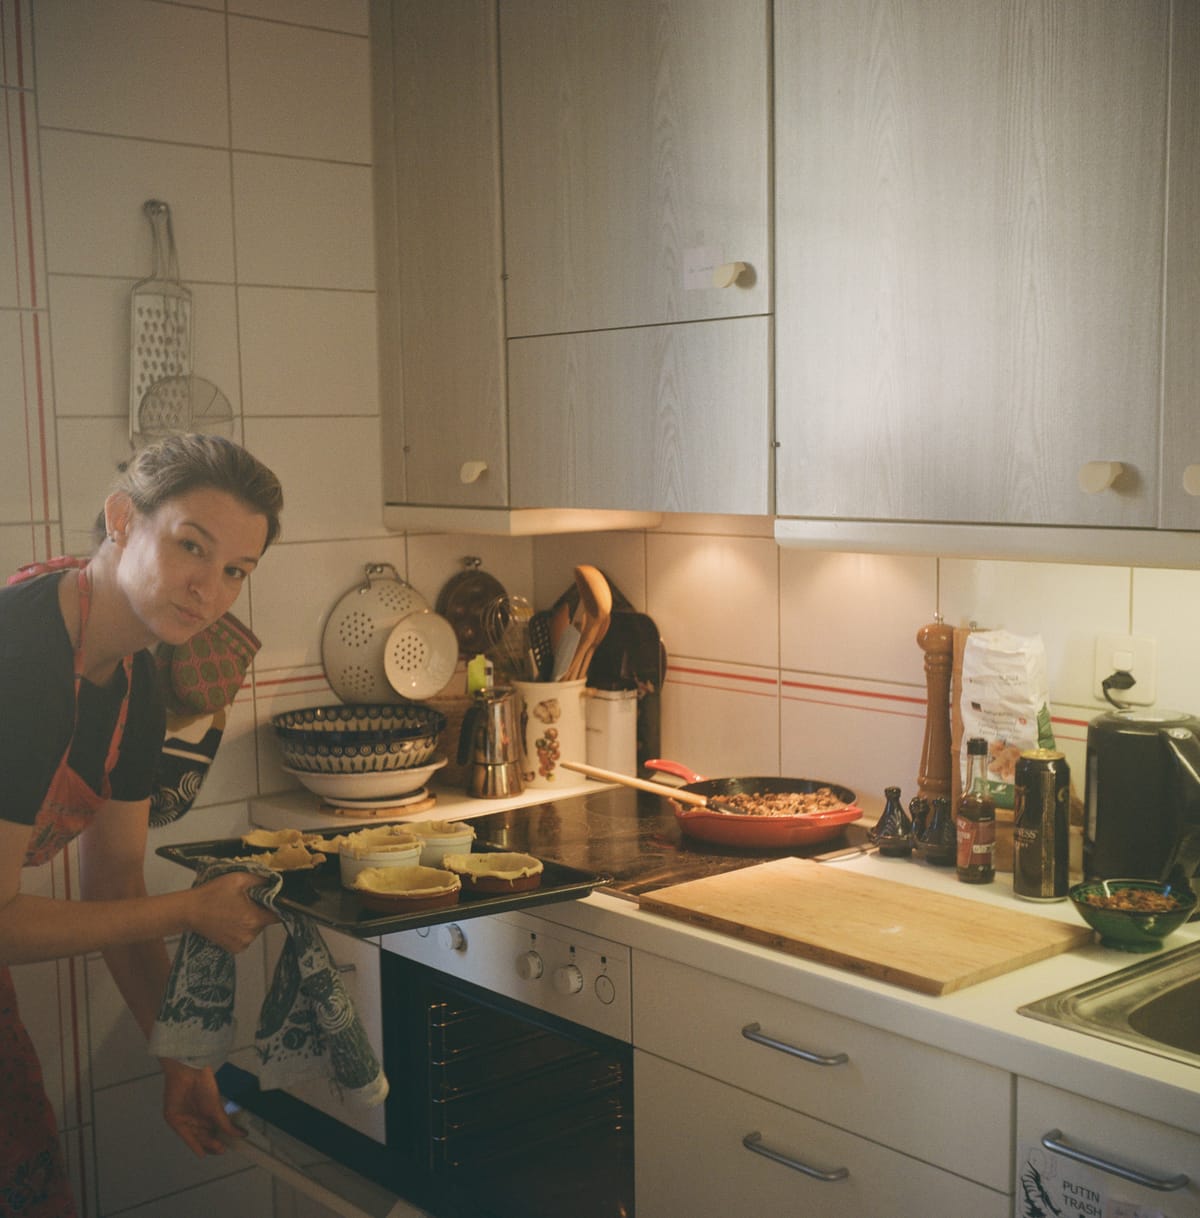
<box><xmin>908</xmin><ymin>796</ymin><xmax>930</xmax><ymax>843</ymax></box>
<box><xmin>956</xmin><ymin>736</ymin><xmax>996</xmax><ymax>884</ymax></box>
<box><xmin>918</xmin><ymin>797</ymin><xmax>956</xmax><ymax>866</ymax></box>
<box><xmin>873</xmin><ymin>786</ymin><xmax>913</xmax><ymax>857</ymax></box>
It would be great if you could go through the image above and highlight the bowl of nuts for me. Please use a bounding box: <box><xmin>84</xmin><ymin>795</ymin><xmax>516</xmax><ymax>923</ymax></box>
<box><xmin>1068</xmin><ymin>878</ymin><xmax>1197</xmax><ymax>952</ymax></box>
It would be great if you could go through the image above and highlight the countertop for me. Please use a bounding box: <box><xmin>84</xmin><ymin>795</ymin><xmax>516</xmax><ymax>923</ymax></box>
<box><xmin>251</xmin><ymin>779</ymin><xmax>1200</xmax><ymax>1135</ymax></box>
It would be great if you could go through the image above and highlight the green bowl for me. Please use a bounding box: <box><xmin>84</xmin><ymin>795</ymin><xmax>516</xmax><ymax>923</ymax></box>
<box><xmin>1068</xmin><ymin>878</ymin><xmax>1197</xmax><ymax>953</ymax></box>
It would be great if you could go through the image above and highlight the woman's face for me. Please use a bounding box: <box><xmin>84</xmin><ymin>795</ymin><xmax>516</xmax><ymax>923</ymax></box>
<box><xmin>113</xmin><ymin>486</ymin><xmax>269</xmax><ymax>646</ymax></box>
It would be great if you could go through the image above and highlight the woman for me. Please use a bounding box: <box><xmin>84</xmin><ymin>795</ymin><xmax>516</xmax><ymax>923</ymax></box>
<box><xmin>0</xmin><ymin>434</ymin><xmax>284</xmax><ymax>1217</ymax></box>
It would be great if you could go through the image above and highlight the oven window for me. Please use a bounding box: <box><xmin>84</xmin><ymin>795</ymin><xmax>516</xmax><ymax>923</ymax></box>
<box><xmin>383</xmin><ymin>953</ymin><xmax>634</xmax><ymax>1218</ymax></box>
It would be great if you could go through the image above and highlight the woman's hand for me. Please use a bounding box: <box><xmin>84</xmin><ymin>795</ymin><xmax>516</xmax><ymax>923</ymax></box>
<box><xmin>186</xmin><ymin>872</ymin><xmax>277</xmax><ymax>952</ymax></box>
<box><xmin>160</xmin><ymin>1058</ymin><xmax>245</xmax><ymax>1157</ymax></box>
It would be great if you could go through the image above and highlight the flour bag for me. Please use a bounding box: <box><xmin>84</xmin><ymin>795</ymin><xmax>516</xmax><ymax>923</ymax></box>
<box><xmin>959</xmin><ymin>630</ymin><xmax>1056</xmax><ymax>809</ymax></box>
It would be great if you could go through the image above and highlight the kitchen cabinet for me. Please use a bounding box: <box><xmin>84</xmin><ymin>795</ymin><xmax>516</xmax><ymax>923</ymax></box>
<box><xmin>499</xmin><ymin>0</ymin><xmax>772</xmax><ymax>516</ymax></box>
<box><xmin>372</xmin><ymin>0</ymin><xmax>771</xmax><ymax>523</ymax></box>
<box><xmin>636</xmin><ymin>1053</ymin><xmax>1009</xmax><ymax>1218</ymax></box>
<box><xmin>372</xmin><ymin>0</ymin><xmax>508</xmax><ymax>512</ymax></box>
<box><xmin>1016</xmin><ymin>1077</ymin><xmax>1200</xmax><ymax>1216</ymax></box>
<box><xmin>633</xmin><ymin>952</ymin><xmax>1012</xmax><ymax>1214</ymax></box>
<box><xmin>1160</xmin><ymin>0</ymin><xmax>1200</xmax><ymax>531</ymax></box>
<box><xmin>774</xmin><ymin>0</ymin><xmax>1171</xmax><ymax>529</ymax></box>
<box><xmin>498</xmin><ymin>0</ymin><xmax>769</xmax><ymax>337</ymax></box>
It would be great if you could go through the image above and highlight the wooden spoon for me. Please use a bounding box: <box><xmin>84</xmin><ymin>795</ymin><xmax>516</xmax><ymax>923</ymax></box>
<box><xmin>564</xmin><ymin>565</ymin><xmax>613</xmax><ymax>681</ymax></box>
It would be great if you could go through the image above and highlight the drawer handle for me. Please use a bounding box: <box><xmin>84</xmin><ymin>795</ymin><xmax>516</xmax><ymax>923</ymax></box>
<box><xmin>742</xmin><ymin>1132</ymin><xmax>849</xmax><ymax>1182</ymax></box>
<box><xmin>741</xmin><ymin>1021</ymin><xmax>849</xmax><ymax>1067</ymax></box>
<box><xmin>1040</xmin><ymin>1130</ymin><xmax>1190</xmax><ymax>1192</ymax></box>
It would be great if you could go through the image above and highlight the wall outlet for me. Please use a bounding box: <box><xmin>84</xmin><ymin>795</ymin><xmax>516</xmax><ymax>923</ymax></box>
<box><xmin>1093</xmin><ymin>634</ymin><xmax>1157</xmax><ymax>705</ymax></box>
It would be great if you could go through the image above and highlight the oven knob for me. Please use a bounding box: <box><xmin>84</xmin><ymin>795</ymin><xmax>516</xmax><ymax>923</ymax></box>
<box><xmin>594</xmin><ymin>974</ymin><xmax>616</xmax><ymax>1005</ymax></box>
<box><xmin>517</xmin><ymin>950</ymin><xmax>544</xmax><ymax>980</ymax></box>
<box><xmin>552</xmin><ymin>964</ymin><xmax>584</xmax><ymax>996</ymax></box>
<box><xmin>439</xmin><ymin>923</ymin><xmax>467</xmax><ymax>952</ymax></box>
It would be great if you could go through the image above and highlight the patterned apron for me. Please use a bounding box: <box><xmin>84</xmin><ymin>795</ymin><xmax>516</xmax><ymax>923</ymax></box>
<box><xmin>1</xmin><ymin>569</ymin><xmax>132</xmax><ymax>1218</ymax></box>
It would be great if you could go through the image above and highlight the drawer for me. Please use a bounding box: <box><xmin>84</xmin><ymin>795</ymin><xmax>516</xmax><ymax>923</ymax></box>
<box><xmin>635</xmin><ymin>1051</ymin><xmax>1011</xmax><ymax>1218</ymax></box>
<box><xmin>1017</xmin><ymin>1078</ymin><xmax>1200</xmax><ymax>1216</ymax></box>
<box><xmin>633</xmin><ymin>951</ymin><xmax>1010</xmax><ymax>1190</ymax></box>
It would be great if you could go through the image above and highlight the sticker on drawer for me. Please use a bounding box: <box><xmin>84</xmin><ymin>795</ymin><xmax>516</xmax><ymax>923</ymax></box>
<box><xmin>1018</xmin><ymin>1144</ymin><xmax>1169</xmax><ymax>1218</ymax></box>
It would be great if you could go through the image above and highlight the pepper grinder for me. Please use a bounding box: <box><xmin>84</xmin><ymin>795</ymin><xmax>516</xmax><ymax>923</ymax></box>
<box><xmin>916</xmin><ymin>617</ymin><xmax>954</xmax><ymax>803</ymax></box>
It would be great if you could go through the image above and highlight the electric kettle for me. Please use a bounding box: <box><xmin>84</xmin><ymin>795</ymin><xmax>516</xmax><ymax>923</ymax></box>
<box><xmin>1084</xmin><ymin>708</ymin><xmax>1200</xmax><ymax>898</ymax></box>
<box><xmin>458</xmin><ymin>686</ymin><xmax>524</xmax><ymax>799</ymax></box>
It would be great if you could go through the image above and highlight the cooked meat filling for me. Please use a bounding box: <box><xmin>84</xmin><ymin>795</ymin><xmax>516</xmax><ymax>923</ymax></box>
<box><xmin>1082</xmin><ymin>889</ymin><xmax>1184</xmax><ymax>914</ymax></box>
<box><xmin>718</xmin><ymin>788</ymin><xmax>846</xmax><ymax>817</ymax></box>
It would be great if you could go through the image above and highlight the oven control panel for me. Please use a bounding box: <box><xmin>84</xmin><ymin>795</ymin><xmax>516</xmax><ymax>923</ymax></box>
<box><xmin>381</xmin><ymin>912</ymin><xmax>632</xmax><ymax>1042</ymax></box>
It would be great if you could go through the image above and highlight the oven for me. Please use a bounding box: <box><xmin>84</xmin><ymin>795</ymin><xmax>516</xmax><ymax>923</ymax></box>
<box><xmin>218</xmin><ymin>785</ymin><xmax>870</xmax><ymax>1215</ymax></box>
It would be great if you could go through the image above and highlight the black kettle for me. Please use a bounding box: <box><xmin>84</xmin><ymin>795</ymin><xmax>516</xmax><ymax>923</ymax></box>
<box><xmin>1084</xmin><ymin>708</ymin><xmax>1200</xmax><ymax>897</ymax></box>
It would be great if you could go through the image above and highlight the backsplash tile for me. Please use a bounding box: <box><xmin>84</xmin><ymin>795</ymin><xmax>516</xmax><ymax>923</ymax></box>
<box><xmin>659</xmin><ymin>659</ymin><xmax>780</xmax><ymax>776</ymax></box>
<box><xmin>39</xmin><ymin>130</ymin><xmax>235</xmax><ymax>280</ymax></box>
<box><xmin>229</xmin><ymin>15</ymin><xmax>370</xmax><ymax>162</ymax></box>
<box><xmin>533</xmin><ymin>530</ymin><xmax>649</xmax><ymax>610</ymax></box>
<box><xmin>1</xmin><ymin>0</ymin><xmax>35</xmax><ymax>88</ymax></box>
<box><xmin>230</xmin><ymin>0</ymin><xmax>369</xmax><ymax>36</ymax></box>
<box><xmin>232</xmin><ymin>153</ymin><xmax>375</xmax><ymax>289</ymax></box>
<box><xmin>781</xmin><ymin>673</ymin><xmax>926</xmax><ymax>814</ymax></box>
<box><xmin>0</xmin><ymin>310</ymin><xmax>58</xmax><ymax>526</ymax></box>
<box><xmin>238</xmin><ymin>286</ymin><xmax>378</xmax><ymax>416</ymax></box>
<box><xmin>34</xmin><ymin>0</ymin><xmax>228</xmax><ymax>144</ymax></box>
<box><xmin>241</xmin><ymin>415</ymin><xmax>387</xmax><ymax>541</ymax></box>
<box><xmin>1132</xmin><ymin>566</ymin><xmax>1200</xmax><ymax>712</ymax></box>
<box><xmin>250</xmin><ymin>536</ymin><xmax>412</xmax><ymax>671</ymax></box>
<box><xmin>646</xmin><ymin>532</ymin><xmax>779</xmax><ymax>669</ymax></box>
<box><xmin>779</xmin><ymin>549</ymin><xmax>934</xmax><ymax>684</ymax></box>
<box><xmin>1</xmin><ymin>83</ymin><xmax>44</xmax><ymax>309</ymax></box>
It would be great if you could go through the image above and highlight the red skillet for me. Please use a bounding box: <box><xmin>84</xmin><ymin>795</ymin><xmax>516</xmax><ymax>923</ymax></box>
<box><xmin>561</xmin><ymin>759</ymin><xmax>861</xmax><ymax>848</ymax></box>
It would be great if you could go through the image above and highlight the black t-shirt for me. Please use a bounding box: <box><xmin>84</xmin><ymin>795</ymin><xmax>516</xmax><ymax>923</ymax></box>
<box><xmin>0</xmin><ymin>573</ymin><xmax>165</xmax><ymax>825</ymax></box>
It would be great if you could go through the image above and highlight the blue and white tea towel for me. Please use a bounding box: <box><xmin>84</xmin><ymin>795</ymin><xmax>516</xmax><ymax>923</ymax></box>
<box><xmin>150</xmin><ymin>858</ymin><xmax>388</xmax><ymax>1107</ymax></box>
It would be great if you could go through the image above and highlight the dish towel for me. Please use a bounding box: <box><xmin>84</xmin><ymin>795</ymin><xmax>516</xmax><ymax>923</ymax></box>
<box><xmin>150</xmin><ymin>859</ymin><xmax>389</xmax><ymax>1107</ymax></box>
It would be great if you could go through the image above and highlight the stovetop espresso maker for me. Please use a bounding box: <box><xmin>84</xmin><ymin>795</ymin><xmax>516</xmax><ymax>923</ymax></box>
<box><xmin>1085</xmin><ymin>707</ymin><xmax>1200</xmax><ymax>899</ymax></box>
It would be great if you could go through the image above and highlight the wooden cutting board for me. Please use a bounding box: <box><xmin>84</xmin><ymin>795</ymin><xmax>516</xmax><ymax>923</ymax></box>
<box><xmin>638</xmin><ymin>858</ymin><xmax>1093</xmax><ymax>996</ymax></box>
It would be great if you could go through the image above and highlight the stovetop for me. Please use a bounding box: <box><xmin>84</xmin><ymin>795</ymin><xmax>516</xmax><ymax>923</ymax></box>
<box><xmin>462</xmin><ymin>786</ymin><xmax>873</xmax><ymax>900</ymax></box>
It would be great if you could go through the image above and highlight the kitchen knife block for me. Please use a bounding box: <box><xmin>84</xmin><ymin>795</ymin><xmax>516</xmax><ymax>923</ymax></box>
<box><xmin>917</xmin><ymin>619</ymin><xmax>954</xmax><ymax>802</ymax></box>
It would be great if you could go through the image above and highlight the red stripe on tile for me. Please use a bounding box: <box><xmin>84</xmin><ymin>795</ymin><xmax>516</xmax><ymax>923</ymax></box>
<box><xmin>669</xmin><ymin>676</ymin><xmax>779</xmax><ymax>699</ymax></box>
<box><xmin>783</xmin><ymin>677</ymin><xmax>925</xmax><ymax>707</ymax></box>
<box><xmin>668</xmin><ymin>664</ymin><xmax>778</xmax><ymax>688</ymax></box>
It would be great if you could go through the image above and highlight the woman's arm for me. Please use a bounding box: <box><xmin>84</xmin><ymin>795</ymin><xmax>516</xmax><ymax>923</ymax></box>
<box><xmin>0</xmin><ymin>811</ymin><xmax>273</xmax><ymax>965</ymax></box>
<box><xmin>79</xmin><ymin>797</ymin><xmax>271</xmax><ymax>1158</ymax></box>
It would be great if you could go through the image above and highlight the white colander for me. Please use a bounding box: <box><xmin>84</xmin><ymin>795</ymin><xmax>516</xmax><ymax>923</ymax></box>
<box><xmin>321</xmin><ymin>563</ymin><xmax>428</xmax><ymax>703</ymax></box>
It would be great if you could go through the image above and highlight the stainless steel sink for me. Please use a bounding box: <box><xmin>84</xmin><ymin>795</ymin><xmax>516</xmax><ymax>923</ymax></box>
<box><xmin>1019</xmin><ymin>939</ymin><xmax>1200</xmax><ymax>1069</ymax></box>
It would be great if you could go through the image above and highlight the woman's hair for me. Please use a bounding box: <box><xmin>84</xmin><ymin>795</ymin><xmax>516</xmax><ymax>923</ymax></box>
<box><xmin>108</xmin><ymin>434</ymin><xmax>284</xmax><ymax>550</ymax></box>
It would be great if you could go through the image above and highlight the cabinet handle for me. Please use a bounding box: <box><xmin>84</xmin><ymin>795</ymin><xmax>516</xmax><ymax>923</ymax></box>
<box><xmin>1040</xmin><ymin>1130</ymin><xmax>1190</xmax><ymax>1192</ymax></box>
<box><xmin>1077</xmin><ymin>461</ymin><xmax>1125</xmax><ymax>494</ymax></box>
<box><xmin>1183</xmin><ymin>465</ymin><xmax>1200</xmax><ymax>497</ymax></box>
<box><xmin>742</xmin><ymin>1132</ymin><xmax>849</xmax><ymax>1182</ymax></box>
<box><xmin>741</xmin><ymin>1021</ymin><xmax>849</xmax><ymax>1066</ymax></box>
<box><xmin>712</xmin><ymin>261</ymin><xmax>748</xmax><ymax>288</ymax></box>
<box><xmin>459</xmin><ymin>460</ymin><xmax>488</xmax><ymax>484</ymax></box>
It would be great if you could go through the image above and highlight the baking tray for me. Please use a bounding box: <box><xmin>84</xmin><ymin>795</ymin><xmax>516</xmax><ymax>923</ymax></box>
<box><xmin>156</xmin><ymin>833</ymin><xmax>611</xmax><ymax>938</ymax></box>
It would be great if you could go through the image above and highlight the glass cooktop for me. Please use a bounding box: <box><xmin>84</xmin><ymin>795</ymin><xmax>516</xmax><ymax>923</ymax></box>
<box><xmin>464</xmin><ymin>785</ymin><xmax>873</xmax><ymax>900</ymax></box>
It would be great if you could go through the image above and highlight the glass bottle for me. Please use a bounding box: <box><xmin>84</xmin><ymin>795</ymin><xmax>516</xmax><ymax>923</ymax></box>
<box><xmin>918</xmin><ymin>797</ymin><xmax>956</xmax><ymax>866</ymax></box>
<box><xmin>908</xmin><ymin>796</ymin><xmax>930</xmax><ymax>843</ymax></box>
<box><xmin>873</xmin><ymin>786</ymin><xmax>913</xmax><ymax>857</ymax></box>
<box><xmin>956</xmin><ymin>736</ymin><xmax>996</xmax><ymax>884</ymax></box>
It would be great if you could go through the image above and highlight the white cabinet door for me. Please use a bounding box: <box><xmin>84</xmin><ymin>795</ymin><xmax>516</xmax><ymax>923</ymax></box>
<box><xmin>1016</xmin><ymin>1077</ymin><xmax>1200</xmax><ymax>1217</ymax></box>
<box><xmin>1160</xmin><ymin>0</ymin><xmax>1200</xmax><ymax>531</ymax></box>
<box><xmin>775</xmin><ymin>0</ymin><xmax>1168</xmax><ymax>527</ymax></box>
<box><xmin>508</xmin><ymin>317</ymin><xmax>771</xmax><ymax>514</ymax></box>
<box><xmin>499</xmin><ymin>0</ymin><xmax>770</xmax><ymax>338</ymax></box>
<box><xmin>636</xmin><ymin>1051</ymin><xmax>1011</xmax><ymax>1218</ymax></box>
<box><xmin>374</xmin><ymin>0</ymin><xmax>509</xmax><ymax>509</ymax></box>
